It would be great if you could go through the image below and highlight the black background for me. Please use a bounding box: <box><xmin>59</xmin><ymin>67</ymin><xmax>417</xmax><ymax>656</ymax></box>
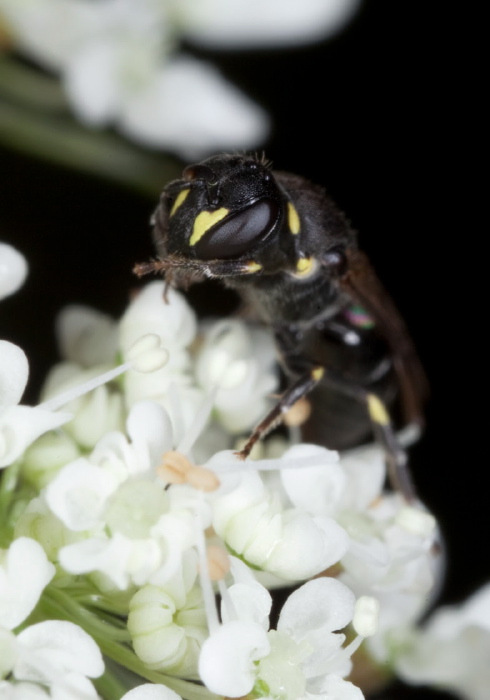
<box><xmin>0</xmin><ymin>3</ymin><xmax>481</xmax><ymax>699</ymax></box>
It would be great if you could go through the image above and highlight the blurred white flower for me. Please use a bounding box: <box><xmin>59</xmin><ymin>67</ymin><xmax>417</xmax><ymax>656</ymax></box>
<box><xmin>0</xmin><ymin>243</ymin><xmax>28</xmax><ymax>301</ymax></box>
<box><xmin>2</xmin><ymin>620</ymin><xmax>104</xmax><ymax>699</ymax></box>
<box><xmin>180</xmin><ymin>0</ymin><xmax>362</xmax><ymax>48</ymax></box>
<box><xmin>0</xmin><ymin>341</ymin><xmax>72</xmax><ymax>469</ymax></box>
<box><xmin>0</xmin><ymin>0</ymin><xmax>361</xmax><ymax>157</ymax></box>
<box><xmin>396</xmin><ymin>583</ymin><xmax>490</xmax><ymax>700</ymax></box>
<box><xmin>195</xmin><ymin>318</ymin><xmax>278</xmax><ymax>433</ymax></box>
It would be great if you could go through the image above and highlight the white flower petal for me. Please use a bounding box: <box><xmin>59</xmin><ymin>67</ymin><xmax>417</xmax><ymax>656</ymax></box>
<box><xmin>0</xmin><ymin>340</ymin><xmax>29</xmax><ymax>410</ymax></box>
<box><xmin>45</xmin><ymin>458</ymin><xmax>117</xmax><ymax>531</ymax></box>
<box><xmin>223</xmin><ymin>561</ymin><xmax>272</xmax><ymax>629</ymax></box>
<box><xmin>59</xmin><ymin>533</ymin><xmax>162</xmax><ymax>589</ymax></box>
<box><xmin>56</xmin><ymin>305</ymin><xmax>117</xmax><ymax>367</ymax></box>
<box><xmin>281</xmin><ymin>446</ymin><xmax>346</xmax><ymax>516</ymax></box>
<box><xmin>199</xmin><ymin>620</ymin><xmax>269</xmax><ymax>696</ymax></box>
<box><xmin>51</xmin><ymin>673</ymin><xmax>100</xmax><ymax>700</ymax></box>
<box><xmin>267</xmin><ymin>513</ymin><xmax>349</xmax><ymax>580</ymax></box>
<box><xmin>278</xmin><ymin>578</ymin><xmax>355</xmax><ymax>640</ymax></box>
<box><xmin>0</xmin><ymin>405</ymin><xmax>72</xmax><ymax>468</ymax></box>
<box><xmin>119</xmin><ymin>58</ymin><xmax>269</xmax><ymax>158</ymax></box>
<box><xmin>121</xmin><ymin>684</ymin><xmax>182</xmax><ymax>700</ymax></box>
<box><xmin>119</xmin><ymin>283</ymin><xmax>197</xmax><ymax>353</ymax></box>
<box><xmin>0</xmin><ymin>0</ymin><xmax>97</xmax><ymax>70</ymax></box>
<box><xmin>64</xmin><ymin>38</ymin><xmax>123</xmax><ymax>124</ymax></box>
<box><xmin>0</xmin><ymin>538</ymin><xmax>55</xmax><ymax>630</ymax></box>
<box><xmin>126</xmin><ymin>400</ymin><xmax>174</xmax><ymax>470</ymax></box>
<box><xmin>15</xmin><ymin>620</ymin><xmax>104</xmax><ymax>682</ymax></box>
<box><xmin>313</xmin><ymin>673</ymin><xmax>365</xmax><ymax>700</ymax></box>
<box><xmin>337</xmin><ymin>444</ymin><xmax>386</xmax><ymax>511</ymax></box>
<box><xmin>0</xmin><ymin>680</ymin><xmax>49</xmax><ymax>699</ymax></box>
<box><xmin>181</xmin><ymin>0</ymin><xmax>361</xmax><ymax>48</ymax></box>
<box><xmin>0</xmin><ymin>243</ymin><xmax>28</xmax><ymax>300</ymax></box>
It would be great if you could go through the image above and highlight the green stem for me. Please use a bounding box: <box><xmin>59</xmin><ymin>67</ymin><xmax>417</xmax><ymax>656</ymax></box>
<box><xmin>0</xmin><ymin>99</ymin><xmax>180</xmax><ymax>197</ymax></box>
<box><xmin>0</xmin><ymin>55</ymin><xmax>67</xmax><ymax>111</ymax></box>
<box><xmin>44</xmin><ymin>587</ymin><xmax>131</xmax><ymax>642</ymax></box>
<box><xmin>93</xmin><ymin>667</ymin><xmax>130</xmax><ymax>700</ymax></box>
<box><xmin>41</xmin><ymin>587</ymin><xmax>219</xmax><ymax>700</ymax></box>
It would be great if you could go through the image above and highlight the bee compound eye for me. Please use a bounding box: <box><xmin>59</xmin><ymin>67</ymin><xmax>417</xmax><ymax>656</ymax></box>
<box><xmin>194</xmin><ymin>199</ymin><xmax>279</xmax><ymax>260</ymax></box>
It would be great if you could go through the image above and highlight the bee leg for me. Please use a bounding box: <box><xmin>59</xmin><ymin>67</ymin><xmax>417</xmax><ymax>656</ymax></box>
<box><xmin>364</xmin><ymin>393</ymin><xmax>416</xmax><ymax>502</ymax></box>
<box><xmin>305</xmin><ymin>369</ymin><xmax>417</xmax><ymax>502</ymax></box>
<box><xmin>236</xmin><ymin>366</ymin><xmax>325</xmax><ymax>459</ymax></box>
<box><xmin>134</xmin><ymin>257</ymin><xmax>263</xmax><ymax>280</ymax></box>
<box><xmin>238</xmin><ymin>362</ymin><xmax>416</xmax><ymax>502</ymax></box>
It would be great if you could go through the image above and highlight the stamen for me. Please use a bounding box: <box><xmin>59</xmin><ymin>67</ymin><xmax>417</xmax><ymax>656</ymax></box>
<box><xmin>322</xmin><ymin>596</ymin><xmax>379</xmax><ymax>675</ymax></box>
<box><xmin>38</xmin><ymin>334</ymin><xmax>168</xmax><ymax>412</ymax></box>
<box><xmin>352</xmin><ymin>596</ymin><xmax>379</xmax><ymax>637</ymax></box>
<box><xmin>157</xmin><ymin>450</ymin><xmax>192</xmax><ymax>484</ymax></box>
<box><xmin>395</xmin><ymin>506</ymin><xmax>436</xmax><ymax>537</ymax></box>
<box><xmin>194</xmin><ymin>495</ymin><xmax>220</xmax><ymax>634</ymax></box>
<box><xmin>218</xmin><ymin>578</ymin><xmax>239</xmax><ymax>622</ymax></box>
<box><xmin>207</xmin><ymin>545</ymin><xmax>230</xmax><ymax>581</ymax></box>
<box><xmin>187</xmin><ymin>465</ymin><xmax>220</xmax><ymax>492</ymax></box>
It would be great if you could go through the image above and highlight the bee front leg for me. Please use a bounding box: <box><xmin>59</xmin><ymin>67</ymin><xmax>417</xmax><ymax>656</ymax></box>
<box><xmin>236</xmin><ymin>366</ymin><xmax>325</xmax><ymax>459</ymax></box>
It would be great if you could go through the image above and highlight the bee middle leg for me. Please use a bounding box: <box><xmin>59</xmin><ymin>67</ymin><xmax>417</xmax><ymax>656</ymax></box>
<box><xmin>237</xmin><ymin>364</ymin><xmax>416</xmax><ymax>503</ymax></box>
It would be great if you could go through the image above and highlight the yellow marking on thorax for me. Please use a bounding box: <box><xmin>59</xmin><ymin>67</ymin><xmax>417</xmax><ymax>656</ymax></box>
<box><xmin>367</xmin><ymin>394</ymin><xmax>390</xmax><ymax>426</ymax></box>
<box><xmin>311</xmin><ymin>366</ymin><xmax>324</xmax><ymax>381</ymax></box>
<box><xmin>287</xmin><ymin>201</ymin><xmax>301</xmax><ymax>234</ymax></box>
<box><xmin>169</xmin><ymin>188</ymin><xmax>190</xmax><ymax>217</ymax></box>
<box><xmin>189</xmin><ymin>208</ymin><xmax>229</xmax><ymax>246</ymax></box>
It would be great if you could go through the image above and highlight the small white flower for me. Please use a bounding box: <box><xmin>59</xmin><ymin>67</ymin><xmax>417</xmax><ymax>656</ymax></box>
<box><xmin>55</xmin><ymin>304</ymin><xmax>118</xmax><ymax>368</ymax></box>
<box><xmin>339</xmin><ymin>494</ymin><xmax>440</xmax><ymax>645</ymax></box>
<box><xmin>0</xmin><ymin>341</ymin><xmax>72</xmax><ymax>468</ymax></box>
<box><xmin>195</xmin><ymin>318</ymin><xmax>278</xmax><ymax>434</ymax></box>
<box><xmin>2</xmin><ymin>620</ymin><xmax>103</xmax><ymax>699</ymax></box>
<box><xmin>0</xmin><ymin>243</ymin><xmax>28</xmax><ymax>300</ymax></box>
<box><xmin>396</xmin><ymin>583</ymin><xmax>490</xmax><ymax>700</ymax></box>
<box><xmin>209</xmin><ymin>446</ymin><xmax>348</xmax><ymax>581</ymax></box>
<box><xmin>0</xmin><ymin>0</ymin><xmax>362</xmax><ymax>156</ymax></box>
<box><xmin>119</xmin><ymin>283</ymin><xmax>204</xmax><ymax>437</ymax></box>
<box><xmin>199</xmin><ymin>575</ymin><xmax>363</xmax><ymax>699</ymax></box>
<box><xmin>180</xmin><ymin>0</ymin><xmax>362</xmax><ymax>48</ymax></box>
<box><xmin>128</xmin><ymin>560</ymin><xmax>207</xmax><ymax>677</ymax></box>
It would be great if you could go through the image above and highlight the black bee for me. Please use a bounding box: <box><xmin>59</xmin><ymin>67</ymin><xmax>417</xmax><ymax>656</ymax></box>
<box><xmin>135</xmin><ymin>154</ymin><xmax>428</xmax><ymax>500</ymax></box>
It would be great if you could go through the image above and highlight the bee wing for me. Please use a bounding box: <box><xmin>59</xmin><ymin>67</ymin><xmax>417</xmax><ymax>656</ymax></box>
<box><xmin>340</xmin><ymin>248</ymin><xmax>429</xmax><ymax>427</ymax></box>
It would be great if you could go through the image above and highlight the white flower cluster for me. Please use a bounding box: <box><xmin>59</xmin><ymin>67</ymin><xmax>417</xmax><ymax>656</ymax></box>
<box><xmin>1</xmin><ymin>241</ymin><xmax>488</xmax><ymax>700</ymax></box>
<box><xmin>0</xmin><ymin>0</ymin><xmax>360</xmax><ymax>158</ymax></box>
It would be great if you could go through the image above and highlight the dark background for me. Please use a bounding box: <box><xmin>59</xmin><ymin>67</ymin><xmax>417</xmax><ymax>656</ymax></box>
<box><xmin>0</xmin><ymin>3</ymin><xmax>479</xmax><ymax>698</ymax></box>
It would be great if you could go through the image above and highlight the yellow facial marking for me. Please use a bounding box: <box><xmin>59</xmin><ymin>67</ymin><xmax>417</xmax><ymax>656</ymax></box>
<box><xmin>169</xmin><ymin>188</ymin><xmax>190</xmax><ymax>217</ymax></box>
<box><xmin>189</xmin><ymin>208</ymin><xmax>229</xmax><ymax>246</ymax></box>
<box><xmin>287</xmin><ymin>202</ymin><xmax>301</xmax><ymax>234</ymax></box>
<box><xmin>245</xmin><ymin>261</ymin><xmax>263</xmax><ymax>273</ymax></box>
<box><xmin>367</xmin><ymin>394</ymin><xmax>390</xmax><ymax>426</ymax></box>
<box><xmin>311</xmin><ymin>367</ymin><xmax>324</xmax><ymax>382</ymax></box>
